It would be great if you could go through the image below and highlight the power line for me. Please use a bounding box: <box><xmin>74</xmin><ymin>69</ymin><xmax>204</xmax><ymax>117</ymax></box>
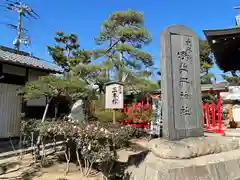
<box><xmin>1</xmin><ymin>0</ymin><xmax>39</xmax><ymax>51</ymax></box>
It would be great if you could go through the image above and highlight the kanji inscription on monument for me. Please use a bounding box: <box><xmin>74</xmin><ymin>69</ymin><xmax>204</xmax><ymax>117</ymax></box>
<box><xmin>160</xmin><ymin>25</ymin><xmax>203</xmax><ymax>140</ymax></box>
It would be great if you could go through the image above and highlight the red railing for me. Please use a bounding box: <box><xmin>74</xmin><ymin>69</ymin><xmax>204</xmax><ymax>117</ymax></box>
<box><xmin>202</xmin><ymin>102</ymin><xmax>224</xmax><ymax>134</ymax></box>
<box><xmin>123</xmin><ymin>103</ymin><xmax>152</xmax><ymax>113</ymax></box>
<box><xmin>123</xmin><ymin>101</ymin><xmax>224</xmax><ymax>134</ymax></box>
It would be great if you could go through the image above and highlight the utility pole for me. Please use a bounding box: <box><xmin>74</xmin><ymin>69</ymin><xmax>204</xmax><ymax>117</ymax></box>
<box><xmin>1</xmin><ymin>0</ymin><xmax>39</xmax><ymax>51</ymax></box>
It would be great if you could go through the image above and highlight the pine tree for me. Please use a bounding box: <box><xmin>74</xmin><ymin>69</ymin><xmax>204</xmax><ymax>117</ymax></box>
<box><xmin>19</xmin><ymin>75</ymin><xmax>87</xmax><ymax>122</ymax></box>
<box><xmin>47</xmin><ymin>31</ymin><xmax>102</xmax><ymax>97</ymax></box>
<box><xmin>199</xmin><ymin>39</ymin><xmax>218</xmax><ymax>103</ymax></box>
<box><xmin>94</xmin><ymin>10</ymin><xmax>159</xmax><ymax>92</ymax></box>
<box><xmin>199</xmin><ymin>39</ymin><xmax>214</xmax><ymax>84</ymax></box>
<box><xmin>47</xmin><ymin>31</ymin><xmax>92</xmax><ymax>72</ymax></box>
<box><xmin>222</xmin><ymin>71</ymin><xmax>240</xmax><ymax>84</ymax></box>
<box><xmin>18</xmin><ymin>74</ymin><xmax>87</xmax><ymax>157</ymax></box>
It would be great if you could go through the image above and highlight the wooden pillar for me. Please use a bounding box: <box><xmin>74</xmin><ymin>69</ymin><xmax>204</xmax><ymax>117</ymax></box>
<box><xmin>228</xmin><ymin>104</ymin><xmax>233</xmax><ymax>122</ymax></box>
<box><xmin>217</xmin><ymin>92</ymin><xmax>222</xmax><ymax>129</ymax></box>
<box><xmin>228</xmin><ymin>104</ymin><xmax>233</xmax><ymax>128</ymax></box>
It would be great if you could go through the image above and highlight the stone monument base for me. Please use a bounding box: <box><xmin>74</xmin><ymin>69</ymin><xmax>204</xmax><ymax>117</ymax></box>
<box><xmin>126</xmin><ymin>137</ymin><xmax>240</xmax><ymax>180</ymax></box>
<box><xmin>149</xmin><ymin>136</ymin><xmax>239</xmax><ymax>159</ymax></box>
<box><xmin>127</xmin><ymin>150</ymin><xmax>240</xmax><ymax>180</ymax></box>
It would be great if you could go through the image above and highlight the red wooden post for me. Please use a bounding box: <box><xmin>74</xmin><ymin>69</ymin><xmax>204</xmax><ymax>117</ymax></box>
<box><xmin>128</xmin><ymin>104</ymin><xmax>132</xmax><ymax>113</ymax></box>
<box><xmin>145</xmin><ymin>103</ymin><xmax>149</xmax><ymax>109</ymax></box>
<box><xmin>137</xmin><ymin>103</ymin><xmax>141</xmax><ymax>112</ymax></box>
<box><xmin>211</xmin><ymin>104</ymin><xmax>216</xmax><ymax>128</ymax></box>
<box><xmin>205</xmin><ymin>103</ymin><xmax>210</xmax><ymax>128</ymax></box>
<box><xmin>133</xmin><ymin>103</ymin><xmax>137</xmax><ymax>111</ymax></box>
<box><xmin>124</xmin><ymin>104</ymin><xmax>127</xmax><ymax>113</ymax></box>
<box><xmin>217</xmin><ymin>93</ymin><xmax>222</xmax><ymax>130</ymax></box>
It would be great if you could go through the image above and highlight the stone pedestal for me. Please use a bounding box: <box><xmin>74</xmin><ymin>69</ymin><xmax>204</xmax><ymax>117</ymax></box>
<box><xmin>127</xmin><ymin>137</ymin><xmax>240</xmax><ymax>180</ymax></box>
<box><xmin>128</xmin><ymin>151</ymin><xmax>240</xmax><ymax>180</ymax></box>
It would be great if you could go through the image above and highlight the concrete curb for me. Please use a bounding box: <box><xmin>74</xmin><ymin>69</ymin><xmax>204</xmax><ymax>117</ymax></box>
<box><xmin>224</xmin><ymin>130</ymin><xmax>240</xmax><ymax>137</ymax></box>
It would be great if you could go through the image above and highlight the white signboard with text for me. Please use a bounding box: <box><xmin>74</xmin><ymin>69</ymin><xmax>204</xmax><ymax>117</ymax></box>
<box><xmin>105</xmin><ymin>83</ymin><xmax>124</xmax><ymax>109</ymax></box>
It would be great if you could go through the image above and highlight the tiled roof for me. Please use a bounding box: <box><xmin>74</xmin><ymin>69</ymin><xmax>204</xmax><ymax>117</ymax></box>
<box><xmin>201</xmin><ymin>83</ymin><xmax>229</xmax><ymax>92</ymax></box>
<box><xmin>125</xmin><ymin>83</ymin><xmax>230</xmax><ymax>95</ymax></box>
<box><xmin>0</xmin><ymin>46</ymin><xmax>61</xmax><ymax>73</ymax></box>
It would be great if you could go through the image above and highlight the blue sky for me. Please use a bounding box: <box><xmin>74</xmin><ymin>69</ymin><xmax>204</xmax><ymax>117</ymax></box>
<box><xmin>0</xmin><ymin>0</ymin><xmax>239</xmax><ymax>80</ymax></box>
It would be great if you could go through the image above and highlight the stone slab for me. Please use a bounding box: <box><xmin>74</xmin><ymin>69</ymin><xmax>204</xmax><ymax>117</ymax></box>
<box><xmin>225</xmin><ymin>129</ymin><xmax>240</xmax><ymax>137</ymax></box>
<box><xmin>160</xmin><ymin>25</ymin><xmax>203</xmax><ymax>141</ymax></box>
<box><xmin>127</xmin><ymin>148</ymin><xmax>240</xmax><ymax>180</ymax></box>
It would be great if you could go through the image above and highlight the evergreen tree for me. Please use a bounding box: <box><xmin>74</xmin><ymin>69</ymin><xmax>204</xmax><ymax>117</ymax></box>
<box><xmin>47</xmin><ymin>31</ymin><xmax>102</xmax><ymax>97</ymax></box>
<box><xmin>222</xmin><ymin>71</ymin><xmax>240</xmax><ymax>84</ymax></box>
<box><xmin>19</xmin><ymin>75</ymin><xmax>87</xmax><ymax>122</ymax></box>
<box><xmin>199</xmin><ymin>39</ymin><xmax>214</xmax><ymax>84</ymax></box>
<box><xmin>18</xmin><ymin>74</ymin><xmax>87</xmax><ymax>157</ymax></box>
<box><xmin>94</xmin><ymin>10</ymin><xmax>159</xmax><ymax>92</ymax></box>
<box><xmin>47</xmin><ymin>31</ymin><xmax>91</xmax><ymax>72</ymax></box>
<box><xmin>199</xmin><ymin>39</ymin><xmax>218</xmax><ymax>103</ymax></box>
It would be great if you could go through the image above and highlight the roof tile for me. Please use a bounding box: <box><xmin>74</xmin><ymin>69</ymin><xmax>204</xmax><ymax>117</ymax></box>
<box><xmin>0</xmin><ymin>46</ymin><xmax>61</xmax><ymax>73</ymax></box>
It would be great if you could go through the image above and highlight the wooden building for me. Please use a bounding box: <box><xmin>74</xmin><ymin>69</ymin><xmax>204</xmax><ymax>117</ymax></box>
<box><xmin>0</xmin><ymin>46</ymin><xmax>61</xmax><ymax>138</ymax></box>
<box><xmin>204</xmin><ymin>25</ymin><xmax>240</xmax><ymax>127</ymax></box>
<box><xmin>203</xmin><ymin>27</ymin><xmax>240</xmax><ymax>72</ymax></box>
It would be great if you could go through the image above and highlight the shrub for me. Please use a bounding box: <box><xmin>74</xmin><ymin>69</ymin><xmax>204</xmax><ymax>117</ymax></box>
<box><xmin>92</xmin><ymin>99</ymin><xmax>126</xmax><ymax>123</ymax></box>
<box><xmin>20</xmin><ymin>119</ymin><xmax>144</xmax><ymax>178</ymax></box>
<box><xmin>124</xmin><ymin>106</ymin><xmax>152</xmax><ymax>123</ymax></box>
<box><xmin>95</xmin><ymin>110</ymin><xmax>126</xmax><ymax>123</ymax></box>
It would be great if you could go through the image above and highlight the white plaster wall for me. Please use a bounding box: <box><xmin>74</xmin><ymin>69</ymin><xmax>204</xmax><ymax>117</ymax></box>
<box><xmin>221</xmin><ymin>86</ymin><xmax>240</xmax><ymax>100</ymax></box>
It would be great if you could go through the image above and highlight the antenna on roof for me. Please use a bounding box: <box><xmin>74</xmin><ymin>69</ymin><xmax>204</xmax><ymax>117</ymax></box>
<box><xmin>1</xmin><ymin>0</ymin><xmax>39</xmax><ymax>51</ymax></box>
<box><xmin>234</xmin><ymin>6</ymin><xmax>240</xmax><ymax>26</ymax></box>
<box><xmin>234</xmin><ymin>6</ymin><xmax>240</xmax><ymax>9</ymax></box>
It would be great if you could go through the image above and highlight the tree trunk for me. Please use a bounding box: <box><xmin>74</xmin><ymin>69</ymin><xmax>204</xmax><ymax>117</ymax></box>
<box><xmin>36</xmin><ymin>97</ymin><xmax>53</xmax><ymax>158</ymax></box>
<box><xmin>100</xmin><ymin>92</ymin><xmax>105</xmax><ymax>107</ymax></box>
<box><xmin>119</xmin><ymin>50</ymin><xmax>123</xmax><ymax>82</ymax></box>
<box><xmin>106</xmin><ymin>38</ymin><xmax>113</xmax><ymax>80</ymax></box>
<box><xmin>41</xmin><ymin>97</ymin><xmax>52</xmax><ymax>122</ymax></box>
<box><xmin>54</xmin><ymin>106</ymin><xmax>58</xmax><ymax>119</ymax></box>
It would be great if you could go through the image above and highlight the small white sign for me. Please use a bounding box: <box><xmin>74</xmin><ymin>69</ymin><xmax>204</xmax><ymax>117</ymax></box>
<box><xmin>226</xmin><ymin>86</ymin><xmax>240</xmax><ymax>100</ymax></box>
<box><xmin>105</xmin><ymin>83</ymin><xmax>124</xmax><ymax>109</ymax></box>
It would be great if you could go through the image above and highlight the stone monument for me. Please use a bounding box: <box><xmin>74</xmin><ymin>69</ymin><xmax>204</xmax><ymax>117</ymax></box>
<box><xmin>68</xmin><ymin>99</ymin><xmax>85</xmax><ymax>122</ymax></box>
<box><xmin>160</xmin><ymin>24</ymin><xmax>204</xmax><ymax>140</ymax></box>
<box><xmin>124</xmin><ymin>24</ymin><xmax>240</xmax><ymax>180</ymax></box>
